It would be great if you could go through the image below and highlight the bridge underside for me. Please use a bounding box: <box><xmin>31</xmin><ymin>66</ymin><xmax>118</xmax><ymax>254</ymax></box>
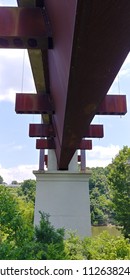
<box><xmin>14</xmin><ymin>0</ymin><xmax>130</xmax><ymax>169</ymax></box>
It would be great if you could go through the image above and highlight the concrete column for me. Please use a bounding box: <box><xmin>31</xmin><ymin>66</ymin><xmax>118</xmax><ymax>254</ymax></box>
<box><xmin>68</xmin><ymin>151</ymin><xmax>78</xmax><ymax>171</ymax></box>
<box><xmin>33</xmin><ymin>170</ymin><xmax>91</xmax><ymax>237</ymax></box>
<box><xmin>48</xmin><ymin>150</ymin><xmax>57</xmax><ymax>170</ymax></box>
<box><xmin>48</xmin><ymin>150</ymin><xmax>78</xmax><ymax>171</ymax></box>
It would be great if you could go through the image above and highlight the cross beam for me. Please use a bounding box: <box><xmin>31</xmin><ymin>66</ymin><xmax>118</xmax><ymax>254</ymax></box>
<box><xmin>29</xmin><ymin>124</ymin><xmax>55</xmax><ymax>137</ymax></box>
<box><xmin>29</xmin><ymin>123</ymin><xmax>104</xmax><ymax>138</ymax></box>
<box><xmin>0</xmin><ymin>7</ymin><xmax>52</xmax><ymax>49</ymax></box>
<box><xmin>15</xmin><ymin>93</ymin><xmax>126</xmax><ymax>116</ymax></box>
<box><xmin>15</xmin><ymin>93</ymin><xmax>55</xmax><ymax>114</ymax></box>
<box><xmin>36</xmin><ymin>139</ymin><xmax>92</xmax><ymax>150</ymax></box>
<box><xmin>96</xmin><ymin>95</ymin><xmax>127</xmax><ymax>115</ymax></box>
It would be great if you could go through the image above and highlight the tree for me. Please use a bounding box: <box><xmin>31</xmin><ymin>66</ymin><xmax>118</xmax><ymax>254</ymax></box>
<box><xmin>11</xmin><ymin>180</ymin><xmax>18</xmax><ymax>185</ymax></box>
<box><xmin>34</xmin><ymin>212</ymin><xmax>66</xmax><ymax>260</ymax></box>
<box><xmin>83</xmin><ymin>231</ymin><xmax>130</xmax><ymax>260</ymax></box>
<box><xmin>0</xmin><ymin>175</ymin><xmax>3</xmax><ymax>184</ymax></box>
<box><xmin>89</xmin><ymin>167</ymin><xmax>112</xmax><ymax>225</ymax></box>
<box><xmin>18</xmin><ymin>179</ymin><xmax>36</xmax><ymax>203</ymax></box>
<box><xmin>108</xmin><ymin>146</ymin><xmax>130</xmax><ymax>238</ymax></box>
<box><xmin>0</xmin><ymin>185</ymin><xmax>66</xmax><ymax>260</ymax></box>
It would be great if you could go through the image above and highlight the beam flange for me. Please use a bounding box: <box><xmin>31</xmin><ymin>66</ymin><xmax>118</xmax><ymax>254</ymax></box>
<box><xmin>96</xmin><ymin>95</ymin><xmax>127</xmax><ymax>115</ymax></box>
<box><xmin>79</xmin><ymin>140</ymin><xmax>92</xmax><ymax>150</ymax></box>
<box><xmin>36</xmin><ymin>138</ymin><xmax>92</xmax><ymax>150</ymax></box>
<box><xmin>0</xmin><ymin>7</ymin><xmax>53</xmax><ymax>49</ymax></box>
<box><xmin>36</xmin><ymin>139</ymin><xmax>55</xmax><ymax>149</ymax></box>
<box><xmin>29</xmin><ymin>123</ymin><xmax>55</xmax><ymax>137</ymax></box>
<box><xmin>84</xmin><ymin>124</ymin><xmax>104</xmax><ymax>138</ymax></box>
<box><xmin>15</xmin><ymin>93</ymin><xmax>55</xmax><ymax>114</ymax></box>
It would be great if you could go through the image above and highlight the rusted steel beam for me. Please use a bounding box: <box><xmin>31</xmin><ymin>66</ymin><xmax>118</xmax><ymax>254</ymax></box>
<box><xmin>0</xmin><ymin>7</ymin><xmax>52</xmax><ymax>49</ymax></box>
<box><xmin>44</xmin><ymin>0</ymin><xmax>130</xmax><ymax>169</ymax></box>
<box><xmin>15</xmin><ymin>93</ymin><xmax>54</xmax><ymax>114</ymax></box>
<box><xmin>36</xmin><ymin>139</ymin><xmax>55</xmax><ymax>149</ymax></box>
<box><xmin>29</xmin><ymin>123</ymin><xmax>55</xmax><ymax>137</ymax></box>
<box><xmin>29</xmin><ymin>123</ymin><xmax>103</xmax><ymax>138</ymax></box>
<box><xmin>79</xmin><ymin>140</ymin><xmax>92</xmax><ymax>150</ymax></box>
<box><xmin>36</xmin><ymin>138</ymin><xmax>92</xmax><ymax>150</ymax></box>
<box><xmin>96</xmin><ymin>95</ymin><xmax>127</xmax><ymax>115</ymax></box>
<box><xmin>84</xmin><ymin>124</ymin><xmax>104</xmax><ymax>138</ymax></box>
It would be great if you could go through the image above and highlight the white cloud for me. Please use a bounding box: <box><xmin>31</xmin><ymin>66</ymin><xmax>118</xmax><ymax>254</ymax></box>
<box><xmin>0</xmin><ymin>88</ymin><xmax>16</xmax><ymax>103</ymax></box>
<box><xmin>0</xmin><ymin>49</ymin><xmax>36</xmax><ymax>103</ymax></box>
<box><xmin>0</xmin><ymin>49</ymin><xmax>24</xmax><ymax>59</ymax></box>
<box><xmin>86</xmin><ymin>144</ymin><xmax>120</xmax><ymax>167</ymax></box>
<box><xmin>0</xmin><ymin>164</ymin><xmax>38</xmax><ymax>184</ymax></box>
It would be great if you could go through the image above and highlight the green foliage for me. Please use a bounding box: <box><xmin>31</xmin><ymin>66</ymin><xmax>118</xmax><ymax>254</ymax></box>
<box><xmin>11</xmin><ymin>180</ymin><xmax>18</xmax><ymax>185</ymax></box>
<box><xmin>89</xmin><ymin>167</ymin><xmax>112</xmax><ymax>225</ymax></box>
<box><xmin>64</xmin><ymin>231</ymin><xmax>130</xmax><ymax>260</ymax></box>
<box><xmin>0</xmin><ymin>186</ymin><xmax>66</xmax><ymax>259</ymax></box>
<box><xmin>108</xmin><ymin>146</ymin><xmax>130</xmax><ymax>238</ymax></box>
<box><xmin>64</xmin><ymin>231</ymin><xmax>84</xmax><ymax>259</ymax></box>
<box><xmin>18</xmin><ymin>179</ymin><xmax>36</xmax><ymax>203</ymax></box>
<box><xmin>83</xmin><ymin>231</ymin><xmax>130</xmax><ymax>260</ymax></box>
<box><xmin>34</xmin><ymin>212</ymin><xmax>66</xmax><ymax>259</ymax></box>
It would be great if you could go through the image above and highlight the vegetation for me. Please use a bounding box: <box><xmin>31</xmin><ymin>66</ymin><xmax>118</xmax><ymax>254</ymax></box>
<box><xmin>18</xmin><ymin>179</ymin><xmax>36</xmax><ymax>203</ymax></box>
<box><xmin>0</xmin><ymin>185</ymin><xmax>66</xmax><ymax>260</ymax></box>
<box><xmin>89</xmin><ymin>167</ymin><xmax>112</xmax><ymax>225</ymax></box>
<box><xmin>1</xmin><ymin>184</ymin><xmax>130</xmax><ymax>260</ymax></box>
<box><xmin>65</xmin><ymin>231</ymin><xmax>130</xmax><ymax>260</ymax></box>
<box><xmin>1</xmin><ymin>146</ymin><xmax>130</xmax><ymax>259</ymax></box>
<box><xmin>89</xmin><ymin>146</ymin><xmax>130</xmax><ymax>234</ymax></box>
<box><xmin>108</xmin><ymin>146</ymin><xmax>130</xmax><ymax>238</ymax></box>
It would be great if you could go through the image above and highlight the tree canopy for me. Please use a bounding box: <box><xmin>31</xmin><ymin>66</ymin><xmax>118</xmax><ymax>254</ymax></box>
<box><xmin>18</xmin><ymin>179</ymin><xmax>36</xmax><ymax>203</ymax></box>
<box><xmin>108</xmin><ymin>146</ymin><xmax>130</xmax><ymax>238</ymax></box>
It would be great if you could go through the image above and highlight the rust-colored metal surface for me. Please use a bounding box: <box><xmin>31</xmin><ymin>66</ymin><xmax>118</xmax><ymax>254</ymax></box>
<box><xmin>36</xmin><ymin>138</ymin><xmax>92</xmax><ymax>150</ymax></box>
<box><xmin>29</xmin><ymin>124</ymin><xmax>55</xmax><ymax>137</ymax></box>
<box><xmin>15</xmin><ymin>93</ymin><xmax>54</xmax><ymax>114</ymax></box>
<box><xmin>84</xmin><ymin>125</ymin><xmax>104</xmax><ymax>138</ymax></box>
<box><xmin>29</xmin><ymin>123</ymin><xmax>103</xmax><ymax>138</ymax></box>
<box><xmin>79</xmin><ymin>140</ymin><xmax>92</xmax><ymax>150</ymax></box>
<box><xmin>14</xmin><ymin>1</ymin><xmax>129</xmax><ymax>169</ymax></box>
<box><xmin>0</xmin><ymin>7</ymin><xmax>52</xmax><ymax>49</ymax></box>
<box><xmin>36</xmin><ymin>139</ymin><xmax>55</xmax><ymax>149</ymax></box>
<box><xmin>96</xmin><ymin>95</ymin><xmax>127</xmax><ymax>115</ymax></box>
<box><xmin>44</xmin><ymin>0</ymin><xmax>130</xmax><ymax>169</ymax></box>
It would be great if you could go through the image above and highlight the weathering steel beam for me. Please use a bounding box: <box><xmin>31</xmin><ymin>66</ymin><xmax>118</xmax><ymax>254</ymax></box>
<box><xmin>0</xmin><ymin>7</ymin><xmax>52</xmax><ymax>49</ymax></box>
<box><xmin>29</xmin><ymin>124</ymin><xmax>55</xmax><ymax>137</ymax></box>
<box><xmin>29</xmin><ymin>123</ymin><xmax>104</xmax><ymax>138</ymax></box>
<box><xmin>15</xmin><ymin>93</ymin><xmax>54</xmax><ymax>114</ymax></box>
<box><xmin>44</xmin><ymin>0</ymin><xmax>130</xmax><ymax>169</ymax></box>
<box><xmin>84</xmin><ymin>124</ymin><xmax>104</xmax><ymax>138</ymax></box>
<box><xmin>36</xmin><ymin>139</ymin><xmax>92</xmax><ymax>150</ymax></box>
<box><xmin>96</xmin><ymin>95</ymin><xmax>127</xmax><ymax>115</ymax></box>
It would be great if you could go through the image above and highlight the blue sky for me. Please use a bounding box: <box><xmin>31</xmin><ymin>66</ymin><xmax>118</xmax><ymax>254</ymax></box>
<box><xmin>0</xmin><ymin>0</ymin><xmax>130</xmax><ymax>183</ymax></box>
